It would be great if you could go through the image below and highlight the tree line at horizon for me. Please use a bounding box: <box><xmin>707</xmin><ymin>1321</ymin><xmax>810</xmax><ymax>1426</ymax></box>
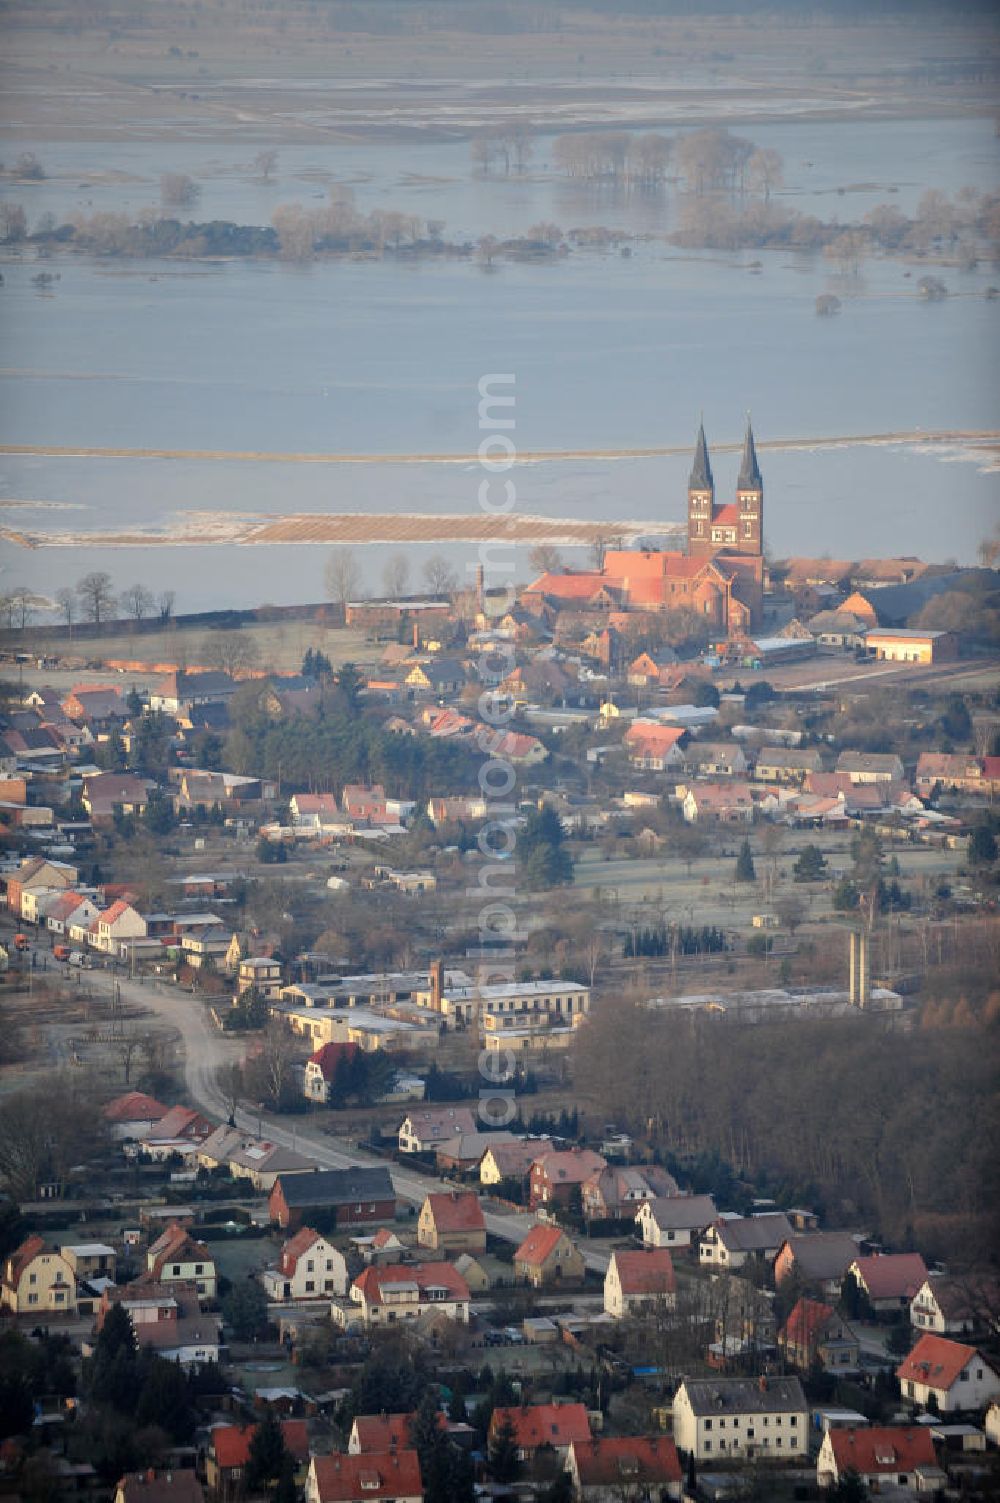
<box><xmin>3</xmin><ymin>126</ymin><xmax>998</xmax><ymax>270</ymax></box>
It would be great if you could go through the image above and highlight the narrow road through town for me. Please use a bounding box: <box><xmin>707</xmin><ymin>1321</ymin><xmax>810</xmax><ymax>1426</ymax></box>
<box><xmin>94</xmin><ymin>968</ymin><xmax>611</xmax><ymax>1273</ymax></box>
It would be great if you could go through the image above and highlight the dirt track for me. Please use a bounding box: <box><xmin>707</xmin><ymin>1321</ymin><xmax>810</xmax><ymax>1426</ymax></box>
<box><xmin>1</xmin><ymin>429</ymin><xmax>997</xmax><ymax>466</ymax></box>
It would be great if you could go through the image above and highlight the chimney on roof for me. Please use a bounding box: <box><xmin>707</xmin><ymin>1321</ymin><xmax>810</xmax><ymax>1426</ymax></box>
<box><xmin>429</xmin><ymin>958</ymin><xmax>444</xmax><ymax>1012</ymax></box>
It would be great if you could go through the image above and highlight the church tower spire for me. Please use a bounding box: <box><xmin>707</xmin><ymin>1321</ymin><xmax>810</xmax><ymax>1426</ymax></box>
<box><xmin>737</xmin><ymin>417</ymin><xmax>762</xmax><ymax>491</ymax></box>
<box><xmin>735</xmin><ymin>416</ymin><xmax>763</xmax><ymax>557</ymax></box>
<box><xmin>689</xmin><ymin>420</ymin><xmax>714</xmax><ymax>493</ymax></box>
<box><xmin>687</xmin><ymin>420</ymin><xmax>715</xmax><ymax>558</ymax></box>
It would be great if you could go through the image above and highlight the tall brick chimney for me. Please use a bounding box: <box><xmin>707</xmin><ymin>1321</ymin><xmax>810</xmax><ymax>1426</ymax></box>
<box><xmin>429</xmin><ymin>958</ymin><xmax>444</xmax><ymax>1011</ymax></box>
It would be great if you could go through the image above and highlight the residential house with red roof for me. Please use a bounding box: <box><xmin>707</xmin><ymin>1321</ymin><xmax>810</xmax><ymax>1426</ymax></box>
<box><xmin>513</xmin><ymin>1223</ymin><xmax>586</xmax><ymax>1288</ymax></box>
<box><xmin>1</xmin><ymin>1236</ymin><xmax>77</xmax><ymax>1315</ymax></box>
<box><xmin>304</xmin><ymin>1041</ymin><xmax>360</xmax><ymax>1104</ymax></box>
<box><xmin>346</xmin><ymin>1410</ymin><xmax>447</xmax><ymax>1456</ymax></box>
<box><xmin>848</xmin><ymin>1253</ymin><xmax>929</xmax><ymax>1314</ymax></box>
<box><xmin>354</xmin><ymin>1226</ymin><xmax>407</xmax><ymax>1266</ymax></box>
<box><xmin>624</xmin><ymin>720</ymin><xmax>688</xmax><ymax>772</ymax></box>
<box><xmin>529</xmin><ymin>1148</ymin><xmax>606</xmax><ymax>1211</ymax></box>
<box><xmin>43</xmin><ymin>890</ymin><xmax>99</xmax><ymax>937</ymax></box>
<box><xmin>348</xmin><ymin>1414</ymin><xmax>415</xmax><ymax>1455</ymax></box>
<box><xmin>289</xmin><ymin>792</ymin><xmax>340</xmax><ymax>830</ymax></box>
<box><xmin>138</xmin><ymin>1105</ymin><xmax>214</xmax><ymax>1161</ymax></box>
<box><xmin>897</xmin><ymin>1334</ymin><xmax>1000</xmax><ymax>1412</ymax></box>
<box><xmin>416</xmin><ymin>1191</ymin><xmax>486</xmax><ymax>1255</ymax></box>
<box><xmin>341</xmin><ymin>784</ymin><xmax>390</xmax><ymax>825</ymax></box>
<box><xmin>342</xmin><ymin>1261</ymin><xmax>471</xmax><ymax>1327</ymax></box>
<box><xmin>817</xmin><ymin>1426</ymin><xmax>942</xmax><ymax>1493</ymax></box>
<box><xmin>604</xmin><ymin>1248</ymin><xmax>676</xmax><ymax>1319</ymax></box>
<box><xmin>207</xmin><ymin>1420</ymin><xmax>309</xmax><ymax>1499</ymax></box>
<box><xmin>94</xmin><ymin>898</ymin><xmax>147</xmax><ymax>955</ymax></box>
<box><xmin>682</xmin><ymin>780</ymin><xmax>755</xmax><ymax>824</ymax></box>
<box><xmin>488</xmin><ymin>1403</ymin><xmax>591</xmax><ymax>1462</ymax></box>
<box><xmin>305</xmin><ymin>1449</ymin><xmax>423</xmax><ymax>1503</ymax></box>
<box><xmin>262</xmin><ymin>1226</ymin><xmax>348</xmax><ymax>1302</ymax></box>
<box><xmin>779</xmin><ymin>1297</ymin><xmax>860</xmax><ymax>1372</ymax></box>
<box><xmin>489</xmin><ymin>729</ymin><xmax>548</xmax><ymax>766</ymax></box>
<box><xmin>103</xmin><ymin>1091</ymin><xmax>170</xmax><ymax>1142</ymax></box>
<box><xmin>146</xmin><ymin>1222</ymin><xmax>216</xmax><ymax>1299</ymax></box>
<box><xmin>567</xmin><ymin>1436</ymin><xmax>683</xmax><ymax>1501</ymax></box>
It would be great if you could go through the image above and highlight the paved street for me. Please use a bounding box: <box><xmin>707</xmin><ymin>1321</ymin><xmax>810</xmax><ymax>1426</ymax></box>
<box><xmin>81</xmin><ymin>963</ymin><xmax>611</xmax><ymax>1274</ymax></box>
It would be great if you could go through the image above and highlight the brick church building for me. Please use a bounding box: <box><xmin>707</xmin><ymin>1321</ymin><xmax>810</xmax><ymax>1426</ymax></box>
<box><xmin>524</xmin><ymin>422</ymin><xmax>765</xmax><ymax>635</ymax></box>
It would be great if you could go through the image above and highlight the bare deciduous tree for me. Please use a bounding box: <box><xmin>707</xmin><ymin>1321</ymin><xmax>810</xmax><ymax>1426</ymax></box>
<box><xmin>325</xmin><ymin>548</ymin><xmax>361</xmax><ymax>607</ymax></box>
<box><xmin>477</xmin><ymin>234</ymin><xmax>500</xmax><ymax>268</ymax></box>
<box><xmin>0</xmin><ymin>203</ymin><xmax>27</xmax><ymax>243</ymax></box>
<box><xmin>526</xmin><ymin>221</ymin><xmax>562</xmax><ymax>247</ymax></box>
<box><xmin>55</xmin><ymin>586</ymin><xmax>76</xmax><ymax>633</ymax></box>
<box><xmin>77</xmin><ymin>571</ymin><xmax>116</xmax><ymax>626</ymax></box>
<box><xmin>217</xmin><ymin>1061</ymin><xmax>244</xmax><ymax>1124</ymax></box>
<box><xmin>253</xmin><ymin>149</ymin><xmax>278</xmax><ymax>181</ymax></box>
<box><xmin>200</xmin><ymin>629</ymin><xmax>261</xmax><ymax>678</ymax></box>
<box><xmin>0</xmin><ymin>1079</ymin><xmax>104</xmax><ymax>1201</ymax></box>
<box><xmin>824</xmin><ymin>229</ymin><xmax>869</xmax><ymax>276</ymax></box>
<box><xmin>382</xmin><ymin>552</ymin><xmax>410</xmax><ymax>600</ymax></box>
<box><xmin>5</xmin><ymin>587</ymin><xmax>36</xmax><ymax>630</ymax></box>
<box><xmin>590</xmin><ymin>533</ymin><xmax>611</xmax><ymax>570</ymax></box>
<box><xmin>748</xmin><ymin>147</ymin><xmax>784</xmax><ymax>199</ymax></box>
<box><xmin>157</xmin><ymin>590</ymin><xmax>176</xmax><ymax>622</ymax></box>
<box><xmin>160</xmin><ymin>172</ymin><xmax>201</xmax><ymax>208</ymax></box>
<box><xmin>528</xmin><ymin>545</ymin><xmax>562</xmax><ymax>576</ymax></box>
<box><xmin>243</xmin><ymin>1020</ymin><xmax>298</xmax><ymax>1110</ymax></box>
<box><xmin>471</xmin><ymin>130</ymin><xmax>499</xmax><ymax>175</ymax></box>
<box><xmin>423</xmin><ymin>554</ymin><xmax>458</xmax><ymax>597</ymax></box>
<box><xmin>121</xmin><ymin>583</ymin><xmax>155</xmax><ymax>622</ymax></box>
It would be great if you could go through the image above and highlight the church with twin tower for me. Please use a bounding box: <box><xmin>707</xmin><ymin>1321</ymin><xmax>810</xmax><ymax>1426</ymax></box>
<box><xmin>687</xmin><ymin>418</ymin><xmax>763</xmax><ymax>564</ymax></box>
<box><xmin>524</xmin><ymin>420</ymin><xmax>765</xmax><ymax>636</ymax></box>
